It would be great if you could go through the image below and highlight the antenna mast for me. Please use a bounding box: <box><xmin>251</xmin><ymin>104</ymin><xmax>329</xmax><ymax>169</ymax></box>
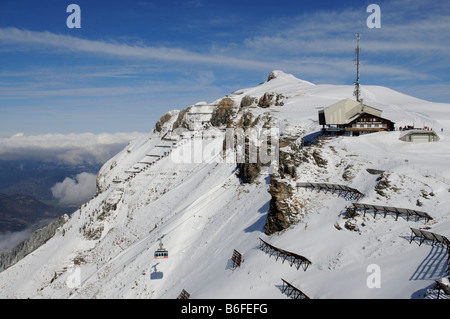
<box><xmin>353</xmin><ymin>33</ymin><xmax>361</xmax><ymax>102</ymax></box>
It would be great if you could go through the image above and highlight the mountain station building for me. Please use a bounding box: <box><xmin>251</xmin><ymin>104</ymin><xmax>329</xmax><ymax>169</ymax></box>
<box><xmin>318</xmin><ymin>98</ymin><xmax>395</xmax><ymax>136</ymax></box>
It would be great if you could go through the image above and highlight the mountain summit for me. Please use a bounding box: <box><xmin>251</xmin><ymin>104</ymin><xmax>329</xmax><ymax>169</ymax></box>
<box><xmin>1</xmin><ymin>71</ymin><xmax>449</xmax><ymax>299</ymax></box>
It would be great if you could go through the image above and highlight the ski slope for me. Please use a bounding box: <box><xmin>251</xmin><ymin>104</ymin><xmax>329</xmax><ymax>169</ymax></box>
<box><xmin>0</xmin><ymin>71</ymin><xmax>449</xmax><ymax>299</ymax></box>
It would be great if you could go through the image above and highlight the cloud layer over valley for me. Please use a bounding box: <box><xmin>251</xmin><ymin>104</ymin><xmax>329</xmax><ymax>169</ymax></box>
<box><xmin>0</xmin><ymin>132</ymin><xmax>145</xmax><ymax>165</ymax></box>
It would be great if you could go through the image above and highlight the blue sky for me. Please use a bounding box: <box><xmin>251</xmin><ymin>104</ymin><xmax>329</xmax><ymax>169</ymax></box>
<box><xmin>1</xmin><ymin>0</ymin><xmax>449</xmax><ymax>136</ymax></box>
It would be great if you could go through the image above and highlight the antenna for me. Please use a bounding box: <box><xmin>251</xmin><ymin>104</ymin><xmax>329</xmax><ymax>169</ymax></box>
<box><xmin>353</xmin><ymin>33</ymin><xmax>361</xmax><ymax>102</ymax></box>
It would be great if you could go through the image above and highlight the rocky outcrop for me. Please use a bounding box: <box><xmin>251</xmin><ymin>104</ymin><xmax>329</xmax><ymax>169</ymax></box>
<box><xmin>232</xmin><ymin>112</ymin><xmax>277</xmax><ymax>184</ymax></box>
<box><xmin>211</xmin><ymin>97</ymin><xmax>237</xmax><ymax>127</ymax></box>
<box><xmin>267</xmin><ymin>71</ymin><xmax>278</xmax><ymax>82</ymax></box>
<box><xmin>264</xmin><ymin>178</ymin><xmax>301</xmax><ymax>235</ymax></box>
<box><xmin>374</xmin><ymin>173</ymin><xmax>391</xmax><ymax>198</ymax></box>
<box><xmin>236</xmin><ymin>161</ymin><xmax>261</xmax><ymax>184</ymax></box>
<box><xmin>0</xmin><ymin>214</ymin><xmax>68</xmax><ymax>272</ymax></box>
<box><xmin>277</xmin><ymin>150</ymin><xmax>298</xmax><ymax>179</ymax></box>
<box><xmin>235</xmin><ymin>130</ymin><xmax>263</xmax><ymax>184</ymax></box>
<box><xmin>240</xmin><ymin>95</ymin><xmax>258</xmax><ymax>108</ymax></box>
<box><xmin>312</xmin><ymin>149</ymin><xmax>328</xmax><ymax>168</ymax></box>
<box><xmin>258</xmin><ymin>92</ymin><xmax>285</xmax><ymax>108</ymax></box>
<box><xmin>153</xmin><ymin>110</ymin><xmax>180</xmax><ymax>133</ymax></box>
<box><xmin>276</xmin><ymin>133</ymin><xmax>304</xmax><ymax>179</ymax></box>
<box><xmin>172</xmin><ymin>106</ymin><xmax>194</xmax><ymax>131</ymax></box>
<box><xmin>342</xmin><ymin>164</ymin><xmax>355</xmax><ymax>181</ymax></box>
<box><xmin>434</xmin><ymin>277</ymin><xmax>450</xmax><ymax>296</ymax></box>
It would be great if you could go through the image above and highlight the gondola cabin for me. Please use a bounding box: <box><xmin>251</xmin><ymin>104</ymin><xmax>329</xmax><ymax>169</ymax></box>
<box><xmin>154</xmin><ymin>250</ymin><xmax>168</xmax><ymax>259</ymax></box>
<box><xmin>154</xmin><ymin>240</ymin><xmax>168</xmax><ymax>259</ymax></box>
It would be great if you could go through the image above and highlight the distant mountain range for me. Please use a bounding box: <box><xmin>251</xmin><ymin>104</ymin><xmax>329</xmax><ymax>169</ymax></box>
<box><xmin>0</xmin><ymin>160</ymin><xmax>101</xmax><ymax>202</ymax></box>
<box><xmin>0</xmin><ymin>193</ymin><xmax>68</xmax><ymax>233</ymax></box>
<box><xmin>0</xmin><ymin>160</ymin><xmax>102</xmax><ymax>233</ymax></box>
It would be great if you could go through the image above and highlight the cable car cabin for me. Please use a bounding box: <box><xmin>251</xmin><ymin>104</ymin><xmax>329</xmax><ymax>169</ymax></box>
<box><xmin>154</xmin><ymin>249</ymin><xmax>168</xmax><ymax>259</ymax></box>
<box><xmin>154</xmin><ymin>240</ymin><xmax>168</xmax><ymax>259</ymax></box>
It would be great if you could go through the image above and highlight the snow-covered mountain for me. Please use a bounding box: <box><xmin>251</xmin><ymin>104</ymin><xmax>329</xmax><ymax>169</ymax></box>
<box><xmin>1</xmin><ymin>70</ymin><xmax>449</xmax><ymax>299</ymax></box>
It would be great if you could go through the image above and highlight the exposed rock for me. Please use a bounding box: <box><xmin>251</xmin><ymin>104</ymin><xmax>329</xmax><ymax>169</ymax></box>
<box><xmin>172</xmin><ymin>106</ymin><xmax>194</xmax><ymax>131</ymax></box>
<box><xmin>375</xmin><ymin>173</ymin><xmax>390</xmax><ymax>197</ymax></box>
<box><xmin>236</xmin><ymin>162</ymin><xmax>261</xmax><ymax>184</ymax></box>
<box><xmin>344</xmin><ymin>206</ymin><xmax>359</xmax><ymax>219</ymax></box>
<box><xmin>344</xmin><ymin>220</ymin><xmax>359</xmax><ymax>232</ymax></box>
<box><xmin>276</xmin><ymin>133</ymin><xmax>304</xmax><ymax>179</ymax></box>
<box><xmin>267</xmin><ymin>70</ymin><xmax>284</xmax><ymax>82</ymax></box>
<box><xmin>258</xmin><ymin>92</ymin><xmax>285</xmax><ymax>108</ymax></box>
<box><xmin>82</xmin><ymin>223</ymin><xmax>104</xmax><ymax>241</ymax></box>
<box><xmin>435</xmin><ymin>277</ymin><xmax>450</xmax><ymax>295</ymax></box>
<box><xmin>312</xmin><ymin>149</ymin><xmax>328</xmax><ymax>168</ymax></box>
<box><xmin>342</xmin><ymin>165</ymin><xmax>354</xmax><ymax>181</ymax></box>
<box><xmin>366</xmin><ymin>168</ymin><xmax>385</xmax><ymax>175</ymax></box>
<box><xmin>264</xmin><ymin>178</ymin><xmax>301</xmax><ymax>235</ymax></box>
<box><xmin>267</xmin><ymin>71</ymin><xmax>278</xmax><ymax>82</ymax></box>
<box><xmin>211</xmin><ymin>97</ymin><xmax>237</xmax><ymax>127</ymax></box>
<box><xmin>239</xmin><ymin>111</ymin><xmax>256</xmax><ymax>128</ymax></box>
<box><xmin>236</xmin><ymin>134</ymin><xmax>262</xmax><ymax>184</ymax></box>
<box><xmin>153</xmin><ymin>110</ymin><xmax>180</xmax><ymax>133</ymax></box>
<box><xmin>240</xmin><ymin>95</ymin><xmax>258</xmax><ymax>108</ymax></box>
<box><xmin>231</xmin><ymin>112</ymin><xmax>277</xmax><ymax>184</ymax></box>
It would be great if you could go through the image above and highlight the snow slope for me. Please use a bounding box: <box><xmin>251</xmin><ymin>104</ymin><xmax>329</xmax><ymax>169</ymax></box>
<box><xmin>0</xmin><ymin>71</ymin><xmax>449</xmax><ymax>299</ymax></box>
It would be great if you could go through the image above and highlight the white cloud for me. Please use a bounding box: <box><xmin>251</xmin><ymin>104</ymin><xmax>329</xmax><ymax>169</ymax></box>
<box><xmin>0</xmin><ymin>27</ymin><xmax>271</xmax><ymax>71</ymax></box>
<box><xmin>51</xmin><ymin>172</ymin><xmax>97</xmax><ymax>206</ymax></box>
<box><xmin>242</xmin><ymin>1</ymin><xmax>450</xmax><ymax>55</ymax></box>
<box><xmin>0</xmin><ymin>228</ymin><xmax>34</xmax><ymax>253</ymax></box>
<box><xmin>0</xmin><ymin>3</ymin><xmax>446</xmax><ymax>84</ymax></box>
<box><xmin>0</xmin><ymin>132</ymin><xmax>145</xmax><ymax>165</ymax></box>
<box><xmin>0</xmin><ymin>0</ymin><xmax>448</xmax><ymax>105</ymax></box>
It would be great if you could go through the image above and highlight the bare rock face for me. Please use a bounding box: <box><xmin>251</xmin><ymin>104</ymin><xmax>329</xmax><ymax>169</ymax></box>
<box><xmin>237</xmin><ymin>162</ymin><xmax>261</xmax><ymax>184</ymax></box>
<box><xmin>172</xmin><ymin>106</ymin><xmax>194</xmax><ymax>131</ymax></box>
<box><xmin>258</xmin><ymin>92</ymin><xmax>285</xmax><ymax>108</ymax></box>
<box><xmin>267</xmin><ymin>70</ymin><xmax>283</xmax><ymax>82</ymax></box>
<box><xmin>276</xmin><ymin>134</ymin><xmax>304</xmax><ymax>179</ymax></box>
<box><xmin>267</xmin><ymin>71</ymin><xmax>277</xmax><ymax>82</ymax></box>
<box><xmin>231</xmin><ymin>111</ymin><xmax>277</xmax><ymax>184</ymax></box>
<box><xmin>153</xmin><ymin>110</ymin><xmax>180</xmax><ymax>133</ymax></box>
<box><xmin>240</xmin><ymin>95</ymin><xmax>258</xmax><ymax>108</ymax></box>
<box><xmin>312</xmin><ymin>149</ymin><xmax>328</xmax><ymax>168</ymax></box>
<box><xmin>235</xmin><ymin>132</ymin><xmax>262</xmax><ymax>184</ymax></box>
<box><xmin>211</xmin><ymin>97</ymin><xmax>237</xmax><ymax>127</ymax></box>
<box><xmin>264</xmin><ymin>178</ymin><xmax>300</xmax><ymax>235</ymax></box>
<box><xmin>374</xmin><ymin>173</ymin><xmax>391</xmax><ymax>198</ymax></box>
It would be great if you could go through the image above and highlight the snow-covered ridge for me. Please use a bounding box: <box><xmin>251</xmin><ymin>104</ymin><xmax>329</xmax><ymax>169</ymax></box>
<box><xmin>0</xmin><ymin>71</ymin><xmax>449</xmax><ymax>299</ymax></box>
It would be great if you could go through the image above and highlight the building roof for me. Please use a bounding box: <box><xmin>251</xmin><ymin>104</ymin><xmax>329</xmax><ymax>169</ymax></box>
<box><xmin>319</xmin><ymin>98</ymin><xmax>383</xmax><ymax>125</ymax></box>
<box><xmin>399</xmin><ymin>130</ymin><xmax>440</xmax><ymax>142</ymax></box>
